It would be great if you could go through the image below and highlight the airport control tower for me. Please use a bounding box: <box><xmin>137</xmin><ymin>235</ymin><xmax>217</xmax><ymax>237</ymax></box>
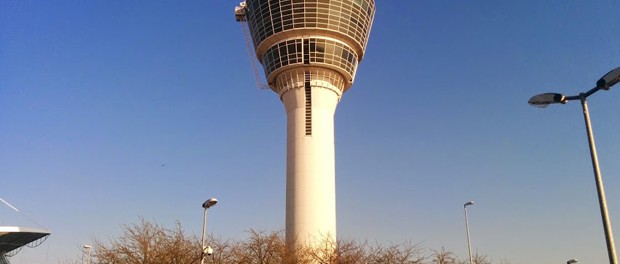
<box><xmin>235</xmin><ymin>0</ymin><xmax>375</xmax><ymax>248</ymax></box>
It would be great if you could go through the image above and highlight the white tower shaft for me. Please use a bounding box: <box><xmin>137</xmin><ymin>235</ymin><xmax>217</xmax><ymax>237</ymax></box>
<box><xmin>281</xmin><ymin>76</ymin><xmax>340</xmax><ymax>248</ymax></box>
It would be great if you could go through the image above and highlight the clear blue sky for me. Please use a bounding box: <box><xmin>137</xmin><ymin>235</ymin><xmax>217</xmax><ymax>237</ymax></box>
<box><xmin>2</xmin><ymin>1</ymin><xmax>620</xmax><ymax>263</ymax></box>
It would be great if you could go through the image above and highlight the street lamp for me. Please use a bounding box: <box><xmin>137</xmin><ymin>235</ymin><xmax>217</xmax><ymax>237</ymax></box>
<box><xmin>201</xmin><ymin>198</ymin><xmax>218</xmax><ymax>264</ymax></box>
<box><xmin>83</xmin><ymin>244</ymin><xmax>92</xmax><ymax>264</ymax></box>
<box><xmin>529</xmin><ymin>66</ymin><xmax>620</xmax><ymax>264</ymax></box>
<box><xmin>464</xmin><ymin>201</ymin><xmax>475</xmax><ymax>264</ymax></box>
<box><xmin>567</xmin><ymin>259</ymin><xmax>578</xmax><ymax>264</ymax></box>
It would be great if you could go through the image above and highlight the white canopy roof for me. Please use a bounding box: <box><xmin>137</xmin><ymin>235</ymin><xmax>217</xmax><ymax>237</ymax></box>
<box><xmin>0</xmin><ymin>226</ymin><xmax>50</xmax><ymax>255</ymax></box>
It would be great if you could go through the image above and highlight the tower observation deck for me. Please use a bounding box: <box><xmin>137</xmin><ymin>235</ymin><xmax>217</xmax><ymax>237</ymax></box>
<box><xmin>236</xmin><ymin>0</ymin><xmax>375</xmax><ymax>249</ymax></box>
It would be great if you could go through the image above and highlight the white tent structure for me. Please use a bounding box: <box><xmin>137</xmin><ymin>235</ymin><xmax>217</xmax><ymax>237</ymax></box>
<box><xmin>1</xmin><ymin>197</ymin><xmax>50</xmax><ymax>264</ymax></box>
<box><xmin>0</xmin><ymin>226</ymin><xmax>50</xmax><ymax>264</ymax></box>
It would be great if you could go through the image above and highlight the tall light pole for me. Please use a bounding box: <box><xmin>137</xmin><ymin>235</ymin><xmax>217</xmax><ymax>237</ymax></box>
<box><xmin>464</xmin><ymin>201</ymin><xmax>475</xmax><ymax>264</ymax></box>
<box><xmin>83</xmin><ymin>244</ymin><xmax>92</xmax><ymax>264</ymax></box>
<box><xmin>201</xmin><ymin>198</ymin><xmax>218</xmax><ymax>264</ymax></box>
<box><xmin>529</xmin><ymin>66</ymin><xmax>620</xmax><ymax>264</ymax></box>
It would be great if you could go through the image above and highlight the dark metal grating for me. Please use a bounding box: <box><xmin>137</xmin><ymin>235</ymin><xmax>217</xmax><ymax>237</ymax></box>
<box><xmin>304</xmin><ymin>72</ymin><xmax>312</xmax><ymax>135</ymax></box>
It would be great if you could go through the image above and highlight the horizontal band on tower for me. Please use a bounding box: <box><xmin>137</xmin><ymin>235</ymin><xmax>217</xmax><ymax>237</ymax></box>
<box><xmin>273</xmin><ymin>67</ymin><xmax>345</xmax><ymax>97</ymax></box>
<box><xmin>262</xmin><ymin>37</ymin><xmax>358</xmax><ymax>88</ymax></box>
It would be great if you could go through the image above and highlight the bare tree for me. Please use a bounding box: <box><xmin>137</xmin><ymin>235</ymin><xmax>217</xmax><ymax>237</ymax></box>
<box><xmin>457</xmin><ymin>251</ymin><xmax>492</xmax><ymax>264</ymax></box>
<box><xmin>205</xmin><ymin>234</ymin><xmax>235</xmax><ymax>264</ymax></box>
<box><xmin>84</xmin><ymin>218</ymin><xmax>514</xmax><ymax>264</ymax></box>
<box><xmin>366</xmin><ymin>241</ymin><xmax>426</xmax><ymax>264</ymax></box>
<box><xmin>330</xmin><ymin>239</ymin><xmax>366</xmax><ymax>264</ymax></box>
<box><xmin>472</xmin><ymin>251</ymin><xmax>491</xmax><ymax>264</ymax></box>
<box><xmin>431</xmin><ymin>247</ymin><xmax>458</xmax><ymax>264</ymax></box>
<box><xmin>230</xmin><ymin>229</ymin><xmax>286</xmax><ymax>264</ymax></box>
<box><xmin>306</xmin><ymin>237</ymin><xmax>365</xmax><ymax>264</ymax></box>
<box><xmin>93</xmin><ymin>218</ymin><xmax>199</xmax><ymax>264</ymax></box>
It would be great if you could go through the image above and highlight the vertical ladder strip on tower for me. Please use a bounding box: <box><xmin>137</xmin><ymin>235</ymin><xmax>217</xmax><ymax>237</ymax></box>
<box><xmin>304</xmin><ymin>73</ymin><xmax>312</xmax><ymax>136</ymax></box>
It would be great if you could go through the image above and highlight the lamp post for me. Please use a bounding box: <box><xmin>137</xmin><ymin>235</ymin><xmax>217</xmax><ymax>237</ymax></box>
<box><xmin>201</xmin><ymin>198</ymin><xmax>218</xmax><ymax>264</ymax></box>
<box><xmin>529</xmin><ymin>66</ymin><xmax>620</xmax><ymax>264</ymax></box>
<box><xmin>567</xmin><ymin>259</ymin><xmax>578</xmax><ymax>264</ymax></box>
<box><xmin>464</xmin><ymin>201</ymin><xmax>475</xmax><ymax>264</ymax></box>
<box><xmin>83</xmin><ymin>244</ymin><xmax>92</xmax><ymax>264</ymax></box>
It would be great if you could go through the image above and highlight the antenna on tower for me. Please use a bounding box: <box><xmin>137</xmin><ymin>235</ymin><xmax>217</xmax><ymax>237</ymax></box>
<box><xmin>235</xmin><ymin>1</ymin><xmax>270</xmax><ymax>90</ymax></box>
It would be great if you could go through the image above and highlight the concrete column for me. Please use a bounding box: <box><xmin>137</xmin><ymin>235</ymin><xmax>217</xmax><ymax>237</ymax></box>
<box><xmin>281</xmin><ymin>81</ymin><xmax>339</xmax><ymax>249</ymax></box>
